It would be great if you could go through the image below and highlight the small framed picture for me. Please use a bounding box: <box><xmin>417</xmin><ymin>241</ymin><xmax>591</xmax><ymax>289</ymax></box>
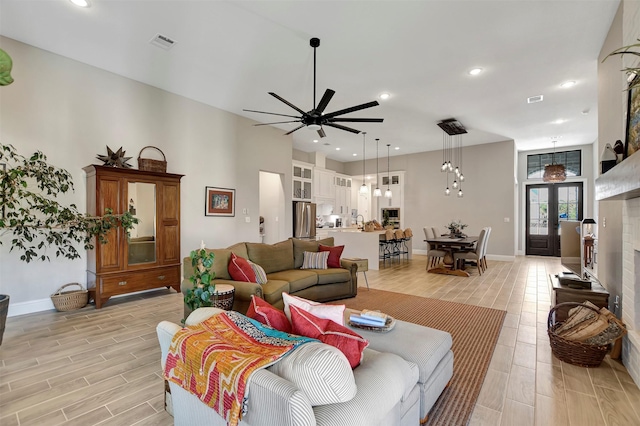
<box><xmin>205</xmin><ymin>187</ymin><xmax>235</xmax><ymax>217</ymax></box>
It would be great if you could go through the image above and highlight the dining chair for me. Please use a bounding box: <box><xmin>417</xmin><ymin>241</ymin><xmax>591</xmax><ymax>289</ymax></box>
<box><xmin>480</xmin><ymin>227</ymin><xmax>492</xmax><ymax>272</ymax></box>
<box><xmin>423</xmin><ymin>227</ymin><xmax>446</xmax><ymax>269</ymax></box>
<box><xmin>453</xmin><ymin>228</ymin><xmax>487</xmax><ymax>275</ymax></box>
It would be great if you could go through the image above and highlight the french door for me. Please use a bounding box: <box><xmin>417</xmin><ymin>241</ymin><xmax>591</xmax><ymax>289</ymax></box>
<box><xmin>526</xmin><ymin>182</ymin><xmax>583</xmax><ymax>256</ymax></box>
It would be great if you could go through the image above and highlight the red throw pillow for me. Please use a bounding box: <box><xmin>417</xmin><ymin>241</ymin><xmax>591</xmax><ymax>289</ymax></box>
<box><xmin>246</xmin><ymin>295</ymin><xmax>292</xmax><ymax>333</ymax></box>
<box><xmin>228</xmin><ymin>252</ymin><xmax>257</xmax><ymax>283</ymax></box>
<box><xmin>290</xmin><ymin>304</ymin><xmax>368</xmax><ymax>368</ymax></box>
<box><xmin>319</xmin><ymin>244</ymin><xmax>344</xmax><ymax>268</ymax></box>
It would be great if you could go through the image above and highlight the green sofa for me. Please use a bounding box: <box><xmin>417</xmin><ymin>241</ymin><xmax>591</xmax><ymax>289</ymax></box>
<box><xmin>181</xmin><ymin>237</ymin><xmax>358</xmax><ymax>317</ymax></box>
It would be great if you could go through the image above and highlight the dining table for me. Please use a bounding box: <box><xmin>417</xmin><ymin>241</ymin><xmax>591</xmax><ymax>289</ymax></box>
<box><xmin>424</xmin><ymin>236</ymin><xmax>479</xmax><ymax>277</ymax></box>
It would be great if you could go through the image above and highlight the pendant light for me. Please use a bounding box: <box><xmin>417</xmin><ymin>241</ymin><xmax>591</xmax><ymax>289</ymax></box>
<box><xmin>384</xmin><ymin>144</ymin><xmax>392</xmax><ymax>198</ymax></box>
<box><xmin>438</xmin><ymin>118</ymin><xmax>467</xmax><ymax>197</ymax></box>
<box><xmin>359</xmin><ymin>132</ymin><xmax>369</xmax><ymax>194</ymax></box>
<box><xmin>373</xmin><ymin>138</ymin><xmax>382</xmax><ymax>197</ymax></box>
<box><xmin>543</xmin><ymin>140</ymin><xmax>566</xmax><ymax>182</ymax></box>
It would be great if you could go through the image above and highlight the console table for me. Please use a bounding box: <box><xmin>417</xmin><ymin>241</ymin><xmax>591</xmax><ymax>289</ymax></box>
<box><xmin>549</xmin><ymin>274</ymin><xmax>609</xmax><ymax>321</ymax></box>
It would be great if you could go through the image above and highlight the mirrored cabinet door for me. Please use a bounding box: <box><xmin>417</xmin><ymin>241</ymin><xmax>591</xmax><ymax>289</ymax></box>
<box><xmin>127</xmin><ymin>182</ymin><xmax>157</xmax><ymax>265</ymax></box>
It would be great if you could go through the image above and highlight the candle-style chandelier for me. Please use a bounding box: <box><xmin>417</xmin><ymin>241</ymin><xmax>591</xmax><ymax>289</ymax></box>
<box><xmin>438</xmin><ymin>118</ymin><xmax>467</xmax><ymax>197</ymax></box>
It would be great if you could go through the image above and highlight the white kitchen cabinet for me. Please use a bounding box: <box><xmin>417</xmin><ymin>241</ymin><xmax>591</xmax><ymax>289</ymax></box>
<box><xmin>313</xmin><ymin>168</ymin><xmax>336</xmax><ymax>200</ymax></box>
<box><xmin>334</xmin><ymin>174</ymin><xmax>352</xmax><ymax>216</ymax></box>
<box><xmin>293</xmin><ymin>161</ymin><xmax>313</xmax><ymax>201</ymax></box>
<box><xmin>381</xmin><ymin>172</ymin><xmax>403</xmax><ymax>208</ymax></box>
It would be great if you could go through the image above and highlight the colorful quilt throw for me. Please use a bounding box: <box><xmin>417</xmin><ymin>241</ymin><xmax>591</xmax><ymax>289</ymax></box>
<box><xmin>164</xmin><ymin>310</ymin><xmax>314</xmax><ymax>426</ymax></box>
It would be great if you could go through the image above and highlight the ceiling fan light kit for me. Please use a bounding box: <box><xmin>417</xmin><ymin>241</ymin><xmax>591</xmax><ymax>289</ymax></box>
<box><xmin>244</xmin><ymin>37</ymin><xmax>383</xmax><ymax>138</ymax></box>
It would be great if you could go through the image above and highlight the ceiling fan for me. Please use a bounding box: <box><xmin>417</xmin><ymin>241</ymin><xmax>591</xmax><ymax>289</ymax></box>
<box><xmin>244</xmin><ymin>37</ymin><xmax>383</xmax><ymax>138</ymax></box>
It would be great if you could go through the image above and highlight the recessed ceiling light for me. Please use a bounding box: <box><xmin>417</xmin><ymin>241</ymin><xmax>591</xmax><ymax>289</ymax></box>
<box><xmin>352</xmin><ymin>153</ymin><xmax>357</xmax><ymax>156</ymax></box>
<box><xmin>394</xmin><ymin>147</ymin><xmax>400</xmax><ymax>150</ymax></box>
<box><xmin>313</xmin><ymin>139</ymin><xmax>318</xmax><ymax>143</ymax></box>
<box><xmin>379</xmin><ymin>93</ymin><xmax>391</xmax><ymax>100</ymax></box>
<box><xmin>560</xmin><ymin>81</ymin><xmax>576</xmax><ymax>88</ymax></box>
<box><xmin>553</xmin><ymin>119</ymin><xmax>566</xmax><ymax>124</ymax></box>
<box><xmin>69</xmin><ymin>0</ymin><xmax>90</xmax><ymax>7</ymax></box>
<box><xmin>468</xmin><ymin>68</ymin><xmax>483</xmax><ymax>76</ymax></box>
<box><xmin>336</xmin><ymin>147</ymin><xmax>341</xmax><ymax>151</ymax></box>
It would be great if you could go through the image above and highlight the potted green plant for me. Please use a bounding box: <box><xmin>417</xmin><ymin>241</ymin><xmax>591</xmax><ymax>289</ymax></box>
<box><xmin>0</xmin><ymin>143</ymin><xmax>138</xmax><ymax>344</ymax></box>
<box><xmin>446</xmin><ymin>221</ymin><xmax>468</xmax><ymax>238</ymax></box>
<box><xmin>183</xmin><ymin>247</ymin><xmax>216</xmax><ymax>315</ymax></box>
<box><xmin>604</xmin><ymin>38</ymin><xmax>640</xmax><ymax>89</ymax></box>
<box><xmin>382</xmin><ymin>210</ymin><xmax>393</xmax><ymax>229</ymax></box>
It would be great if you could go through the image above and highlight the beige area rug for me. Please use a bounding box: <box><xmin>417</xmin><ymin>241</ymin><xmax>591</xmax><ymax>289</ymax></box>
<box><xmin>337</xmin><ymin>288</ymin><xmax>506</xmax><ymax>426</ymax></box>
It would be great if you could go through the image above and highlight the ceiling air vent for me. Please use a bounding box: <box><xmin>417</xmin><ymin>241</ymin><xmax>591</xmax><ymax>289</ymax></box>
<box><xmin>527</xmin><ymin>95</ymin><xmax>544</xmax><ymax>104</ymax></box>
<box><xmin>437</xmin><ymin>118</ymin><xmax>467</xmax><ymax>135</ymax></box>
<box><xmin>149</xmin><ymin>33</ymin><xmax>176</xmax><ymax>50</ymax></box>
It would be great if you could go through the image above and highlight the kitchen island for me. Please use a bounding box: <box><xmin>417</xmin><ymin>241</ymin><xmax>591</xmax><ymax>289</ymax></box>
<box><xmin>328</xmin><ymin>228</ymin><xmax>412</xmax><ymax>270</ymax></box>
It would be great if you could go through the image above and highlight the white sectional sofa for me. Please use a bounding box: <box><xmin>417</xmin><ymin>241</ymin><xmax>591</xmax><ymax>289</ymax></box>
<box><xmin>157</xmin><ymin>308</ymin><xmax>453</xmax><ymax>426</ymax></box>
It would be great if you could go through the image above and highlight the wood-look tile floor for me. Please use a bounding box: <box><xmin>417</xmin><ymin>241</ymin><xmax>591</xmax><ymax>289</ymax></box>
<box><xmin>0</xmin><ymin>255</ymin><xmax>638</xmax><ymax>425</ymax></box>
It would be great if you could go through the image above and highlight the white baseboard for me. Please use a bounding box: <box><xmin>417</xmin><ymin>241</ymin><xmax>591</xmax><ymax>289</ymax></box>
<box><xmin>486</xmin><ymin>254</ymin><xmax>516</xmax><ymax>262</ymax></box>
<box><xmin>7</xmin><ymin>288</ymin><xmax>166</xmax><ymax>318</ymax></box>
<box><xmin>8</xmin><ymin>298</ymin><xmax>55</xmax><ymax>317</ymax></box>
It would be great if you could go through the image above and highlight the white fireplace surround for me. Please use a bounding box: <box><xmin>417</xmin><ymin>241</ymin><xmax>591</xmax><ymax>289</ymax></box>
<box><xmin>594</xmin><ymin>152</ymin><xmax>640</xmax><ymax>387</ymax></box>
<box><xmin>622</xmin><ymin>197</ymin><xmax>640</xmax><ymax>384</ymax></box>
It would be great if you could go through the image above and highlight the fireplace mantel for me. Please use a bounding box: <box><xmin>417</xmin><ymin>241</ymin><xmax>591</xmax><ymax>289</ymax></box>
<box><xmin>595</xmin><ymin>153</ymin><xmax>640</xmax><ymax>201</ymax></box>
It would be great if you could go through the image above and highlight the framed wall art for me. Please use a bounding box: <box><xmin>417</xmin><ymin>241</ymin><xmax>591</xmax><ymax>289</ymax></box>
<box><xmin>205</xmin><ymin>186</ymin><xmax>235</xmax><ymax>217</ymax></box>
<box><xmin>624</xmin><ymin>74</ymin><xmax>640</xmax><ymax>159</ymax></box>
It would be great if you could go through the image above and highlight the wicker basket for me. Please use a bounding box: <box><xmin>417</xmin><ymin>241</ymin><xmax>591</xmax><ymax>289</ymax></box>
<box><xmin>137</xmin><ymin>146</ymin><xmax>167</xmax><ymax>173</ymax></box>
<box><xmin>547</xmin><ymin>302</ymin><xmax>610</xmax><ymax>367</ymax></box>
<box><xmin>50</xmin><ymin>283</ymin><xmax>88</xmax><ymax>312</ymax></box>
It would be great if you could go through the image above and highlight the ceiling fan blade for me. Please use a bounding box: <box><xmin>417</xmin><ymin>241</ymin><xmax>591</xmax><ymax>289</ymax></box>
<box><xmin>315</xmin><ymin>89</ymin><xmax>335</xmax><ymax>113</ymax></box>
<box><xmin>327</xmin><ymin>118</ymin><xmax>384</xmax><ymax>123</ymax></box>
<box><xmin>284</xmin><ymin>124</ymin><xmax>306</xmax><ymax>135</ymax></box>
<box><xmin>317</xmin><ymin>127</ymin><xmax>326</xmax><ymax>138</ymax></box>
<box><xmin>243</xmin><ymin>109</ymin><xmax>301</xmax><ymax>119</ymax></box>
<box><xmin>323</xmin><ymin>100</ymin><xmax>380</xmax><ymax>119</ymax></box>
<box><xmin>254</xmin><ymin>120</ymin><xmax>302</xmax><ymax>126</ymax></box>
<box><xmin>324</xmin><ymin>122</ymin><xmax>361</xmax><ymax>134</ymax></box>
<box><xmin>269</xmin><ymin>92</ymin><xmax>306</xmax><ymax>115</ymax></box>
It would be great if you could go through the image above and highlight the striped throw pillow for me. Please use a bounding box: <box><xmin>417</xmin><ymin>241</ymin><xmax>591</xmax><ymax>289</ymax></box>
<box><xmin>249</xmin><ymin>261</ymin><xmax>268</xmax><ymax>284</ymax></box>
<box><xmin>301</xmin><ymin>251</ymin><xmax>329</xmax><ymax>270</ymax></box>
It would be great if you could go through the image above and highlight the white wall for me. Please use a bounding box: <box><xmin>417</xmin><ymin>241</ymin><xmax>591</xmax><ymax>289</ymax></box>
<box><xmin>343</xmin><ymin>140</ymin><xmax>517</xmax><ymax>257</ymax></box>
<box><xmin>0</xmin><ymin>37</ymin><xmax>293</xmax><ymax>314</ymax></box>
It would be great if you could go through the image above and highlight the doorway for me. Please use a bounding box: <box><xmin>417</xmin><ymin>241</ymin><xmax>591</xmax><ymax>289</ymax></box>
<box><xmin>259</xmin><ymin>171</ymin><xmax>286</xmax><ymax>244</ymax></box>
<box><xmin>526</xmin><ymin>182</ymin><xmax>583</xmax><ymax>256</ymax></box>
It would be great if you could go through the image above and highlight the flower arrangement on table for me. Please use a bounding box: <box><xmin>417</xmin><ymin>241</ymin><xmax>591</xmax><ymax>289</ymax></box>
<box><xmin>446</xmin><ymin>221</ymin><xmax>468</xmax><ymax>237</ymax></box>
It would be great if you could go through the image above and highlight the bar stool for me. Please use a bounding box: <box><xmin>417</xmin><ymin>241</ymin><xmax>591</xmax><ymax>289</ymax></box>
<box><xmin>394</xmin><ymin>229</ymin><xmax>408</xmax><ymax>261</ymax></box>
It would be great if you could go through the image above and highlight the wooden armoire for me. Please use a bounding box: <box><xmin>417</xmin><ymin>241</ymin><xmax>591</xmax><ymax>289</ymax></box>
<box><xmin>84</xmin><ymin>165</ymin><xmax>183</xmax><ymax>308</ymax></box>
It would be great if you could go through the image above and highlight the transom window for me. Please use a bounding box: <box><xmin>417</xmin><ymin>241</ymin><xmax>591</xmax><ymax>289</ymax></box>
<box><xmin>527</xmin><ymin>150</ymin><xmax>581</xmax><ymax>179</ymax></box>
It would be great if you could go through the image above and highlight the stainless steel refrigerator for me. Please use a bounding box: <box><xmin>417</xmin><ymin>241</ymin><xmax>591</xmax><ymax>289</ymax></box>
<box><xmin>293</xmin><ymin>201</ymin><xmax>316</xmax><ymax>239</ymax></box>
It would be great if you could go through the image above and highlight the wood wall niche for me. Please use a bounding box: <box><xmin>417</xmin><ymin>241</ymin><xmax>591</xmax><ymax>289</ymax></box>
<box><xmin>84</xmin><ymin>165</ymin><xmax>183</xmax><ymax>308</ymax></box>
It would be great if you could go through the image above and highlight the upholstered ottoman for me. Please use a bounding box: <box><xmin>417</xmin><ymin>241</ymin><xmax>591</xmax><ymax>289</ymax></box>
<box><xmin>345</xmin><ymin>310</ymin><xmax>454</xmax><ymax>424</ymax></box>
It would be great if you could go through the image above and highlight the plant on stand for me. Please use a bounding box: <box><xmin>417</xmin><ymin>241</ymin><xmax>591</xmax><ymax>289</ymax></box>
<box><xmin>0</xmin><ymin>143</ymin><xmax>138</xmax><ymax>344</ymax></box>
<box><xmin>183</xmin><ymin>245</ymin><xmax>216</xmax><ymax>317</ymax></box>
